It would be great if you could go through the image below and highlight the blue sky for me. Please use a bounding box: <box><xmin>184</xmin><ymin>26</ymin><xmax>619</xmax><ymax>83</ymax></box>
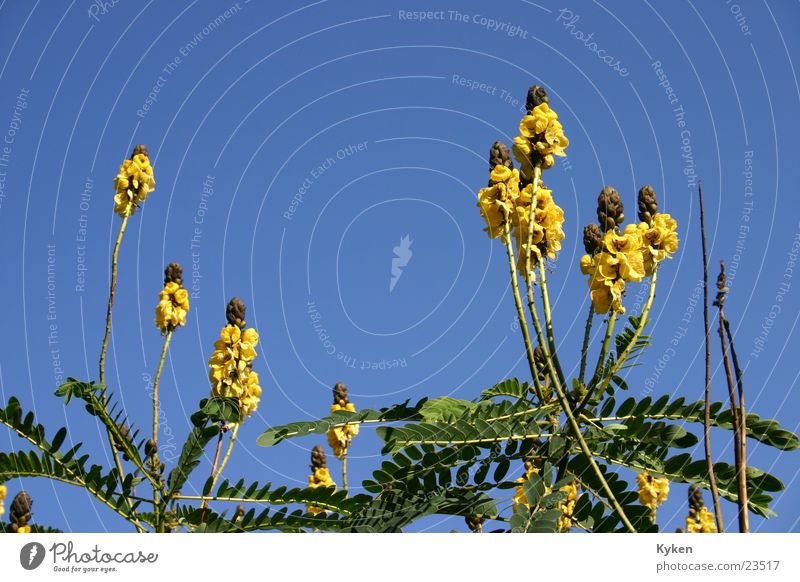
<box><xmin>0</xmin><ymin>0</ymin><xmax>798</xmax><ymax>533</ymax></box>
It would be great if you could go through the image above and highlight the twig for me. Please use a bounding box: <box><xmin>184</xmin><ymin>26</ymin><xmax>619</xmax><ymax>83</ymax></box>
<box><xmin>578</xmin><ymin>303</ymin><xmax>595</xmax><ymax>386</ymax></box>
<box><xmin>698</xmin><ymin>182</ymin><xmax>725</xmax><ymax>532</ymax></box>
<box><xmin>200</xmin><ymin>426</ymin><xmax>226</xmax><ymax>521</ymax></box>
<box><xmin>714</xmin><ymin>261</ymin><xmax>748</xmax><ymax>532</ymax></box>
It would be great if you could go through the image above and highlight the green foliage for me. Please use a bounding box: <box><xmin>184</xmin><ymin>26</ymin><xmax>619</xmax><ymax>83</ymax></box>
<box><xmin>0</xmin><ymin>396</ymin><xmax>143</xmax><ymax>524</ymax></box>
<box><xmin>257</xmin><ymin>399</ymin><xmax>425</xmax><ymax>448</ymax></box>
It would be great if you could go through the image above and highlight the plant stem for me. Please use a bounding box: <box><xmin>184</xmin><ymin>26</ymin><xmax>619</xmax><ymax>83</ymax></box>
<box><xmin>212</xmin><ymin>424</ymin><xmax>240</xmax><ymax>493</ymax></box>
<box><xmin>537</xmin><ymin>261</ymin><xmax>567</xmax><ymax>388</ymax></box>
<box><xmin>99</xmin><ymin>214</ymin><xmax>129</xmax><ymax>390</ymax></box>
<box><xmin>573</xmin><ymin>312</ymin><xmax>617</xmax><ymax>421</ymax></box>
<box><xmin>97</xmin><ymin>213</ymin><xmax>132</xmax><ymax>511</ymax></box>
<box><xmin>151</xmin><ymin>329</ymin><xmax>173</xmax><ymax>531</ymax></box>
<box><xmin>548</xmin><ymin>366</ymin><xmax>636</xmax><ymax>532</ymax></box>
<box><xmin>342</xmin><ymin>450</ymin><xmax>349</xmax><ymax>495</ymax></box>
<box><xmin>200</xmin><ymin>427</ymin><xmax>225</xmax><ymax>520</ymax></box>
<box><xmin>599</xmin><ymin>269</ymin><xmax>658</xmax><ymax>394</ymax></box>
<box><xmin>718</xmin><ymin>308</ymin><xmax>748</xmax><ymax>532</ymax></box>
<box><xmin>724</xmin><ymin>317</ymin><xmax>748</xmax><ymax>528</ymax></box>
<box><xmin>578</xmin><ymin>304</ymin><xmax>595</xmax><ymax>386</ymax></box>
<box><xmin>698</xmin><ymin>183</ymin><xmax>725</xmax><ymax>532</ymax></box>
<box><xmin>501</xmin><ymin>225</ymin><xmax>542</xmax><ymax>401</ymax></box>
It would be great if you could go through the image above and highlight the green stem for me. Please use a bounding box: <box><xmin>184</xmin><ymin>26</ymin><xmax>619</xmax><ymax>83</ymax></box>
<box><xmin>342</xmin><ymin>450</ymin><xmax>349</xmax><ymax>495</ymax></box>
<box><xmin>537</xmin><ymin>261</ymin><xmax>567</xmax><ymax>388</ymax></box>
<box><xmin>578</xmin><ymin>304</ymin><xmax>595</xmax><ymax>386</ymax></box>
<box><xmin>501</xmin><ymin>225</ymin><xmax>542</xmax><ymax>401</ymax></box>
<box><xmin>211</xmin><ymin>424</ymin><xmax>240</xmax><ymax>494</ymax></box>
<box><xmin>151</xmin><ymin>330</ymin><xmax>172</xmax><ymax>531</ymax></box>
<box><xmin>97</xmin><ymin>212</ymin><xmax>136</xmax><ymax>524</ymax></box>
<box><xmin>601</xmin><ymin>269</ymin><xmax>659</xmax><ymax>393</ymax></box>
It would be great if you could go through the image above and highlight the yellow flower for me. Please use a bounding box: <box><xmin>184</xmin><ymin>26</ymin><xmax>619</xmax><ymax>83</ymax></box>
<box><xmin>686</xmin><ymin>507</ymin><xmax>717</xmax><ymax>533</ymax></box>
<box><xmin>603</xmin><ymin>224</ymin><xmax>645</xmax><ymax>283</ymax></box>
<box><xmin>16</xmin><ymin>525</ymin><xmax>32</xmax><ymax>534</ymax></box>
<box><xmin>638</xmin><ymin>213</ymin><xmax>679</xmax><ymax>275</ymax></box>
<box><xmin>0</xmin><ymin>483</ymin><xmax>6</xmax><ymax>518</ymax></box>
<box><xmin>582</xmin><ymin>252</ymin><xmax>627</xmax><ymax>314</ymax></box>
<box><xmin>517</xmin><ymin>103</ymin><xmax>569</xmax><ymax>164</ymax></box>
<box><xmin>113</xmin><ymin>153</ymin><xmax>155</xmax><ymax>218</ymax></box>
<box><xmin>208</xmin><ymin>324</ymin><xmax>262</xmax><ymax>419</ymax></box>
<box><xmin>477</xmin><ymin>166</ymin><xmax>520</xmax><ymax>239</ymax></box>
<box><xmin>326</xmin><ymin>402</ymin><xmax>358</xmax><ymax>459</ymax></box>
<box><xmin>636</xmin><ymin>470</ymin><xmax>670</xmax><ymax>514</ymax></box>
<box><xmin>512</xmin><ymin>462</ymin><xmax>540</xmax><ymax>514</ymax></box>
<box><xmin>512</xmin><ymin>184</ymin><xmax>566</xmax><ymax>275</ymax></box>
<box><xmin>557</xmin><ymin>481</ymin><xmax>580</xmax><ymax>532</ymax></box>
<box><xmin>306</xmin><ymin>467</ymin><xmax>337</xmax><ymax>515</ymax></box>
<box><xmin>155</xmin><ymin>281</ymin><xmax>190</xmax><ymax>333</ymax></box>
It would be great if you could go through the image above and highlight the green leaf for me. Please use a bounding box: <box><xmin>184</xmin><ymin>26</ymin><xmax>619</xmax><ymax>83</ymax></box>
<box><xmin>257</xmin><ymin>400</ymin><xmax>426</xmax><ymax>448</ymax></box>
<box><xmin>480</xmin><ymin>378</ymin><xmax>530</xmax><ymax>400</ymax></box>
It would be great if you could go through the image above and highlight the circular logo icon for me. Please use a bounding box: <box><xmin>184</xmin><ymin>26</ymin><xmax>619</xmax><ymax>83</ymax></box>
<box><xmin>20</xmin><ymin>542</ymin><xmax>46</xmax><ymax>570</ymax></box>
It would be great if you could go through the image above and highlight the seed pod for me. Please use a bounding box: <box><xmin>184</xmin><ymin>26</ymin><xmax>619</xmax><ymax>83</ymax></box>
<box><xmin>713</xmin><ymin>261</ymin><xmax>729</xmax><ymax>308</ymax></box>
<box><xmin>489</xmin><ymin>140</ymin><xmax>513</xmax><ymax>170</ymax></box>
<box><xmin>583</xmin><ymin>223</ymin><xmax>603</xmax><ymax>255</ymax></box>
<box><xmin>145</xmin><ymin>439</ymin><xmax>158</xmax><ymax>458</ymax></box>
<box><xmin>637</xmin><ymin>184</ymin><xmax>658</xmax><ymax>225</ymax></box>
<box><xmin>10</xmin><ymin>491</ymin><xmax>32</xmax><ymax>526</ymax></box>
<box><xmin>310</xmin><ymin>444</ymin><xmax>327</xmax><ymax>471</ymax></box>
<box><xmin>164</xmin><ymin>262</ymin><xmax>184</xmax><ymax>286</ymax></box>
<box><xmin>526</xmin><ymin>85</ymin><xmax>549</xmax><ymax>113</ymax></box>
<box><xmin>688</xmin><ymin>484</ymin><xmax>705</xmax><ymax>513</ymax></box>
<box><xmin>465</xmin><ymin>514</ymin><xmax>485</xmax><ymax>533</ymax></box>
<box><xmin>114</xmin><ymin>424</ymin><xmax>133</xmax><ymax>461</ymax></box>
<box><xmin>132</xmin><ymin>144</ymin><xmax>149</xmax><ymax>158</ymax></box>
<box><xmin>597</xmin><ymin>185</ymin><xmax>624</xmax><ymax>232</ymax></box>
<box><xmin>226</xmin><ymin>297</ymin><xmax>247</xmax><ymax>329</ymax></box>
<box><xmin>333</xmin><ymin>382</ymin><xmax>349</xmax><ymax>407</ymax></box>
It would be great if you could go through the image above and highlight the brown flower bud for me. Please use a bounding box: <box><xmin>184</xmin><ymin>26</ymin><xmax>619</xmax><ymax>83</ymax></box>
<box><xmin>597</xmin><ymin>185</ymin><xmax>624</xmax><ymax>232</ymax></box>
<box><xmin>10</xmin><ymin>491</ymin><xmax>32</xmax><ymax>526</ymax></box>
<box><xmin>637</xmin><ymin>184</ymin><xmax>658</xmax><ymax>225</ymax></box>
<box><xmin>333</xmin><ymin>382</ymin><xmax>349</xmax><ymax>406</ymax></box>
<box><xmin>145</xmin><ymin>439</ymin><xmax>158</xmax><ymax>458</ymax></box>
<box><xmin>465</xmin><ymin>514</ymin><xmax>485</xmax><ymax>532</ymax></box>
<box><xmin>164</xmin><ymin>263</ymin><xmax>184</xmax><ymax>286</ymax></box>
<box><xmin>226</xmin><ymin>297</ymin><xmax>247</xmax><ymax>329</ymax></box>
<box><xmin>489</xmin><ymin>140</ymin><xmax>513</xmax><ymax>171</ymax></box>
<box><xmin>688</xmin><ymin>484</ymin><xmax>705</xmax><ymax>513</ymax></box>
<box><xmin>310</xmin><ymin>444</ymin><xmax>327</xmax><ymax>471</ymax></box>
<box><xmin>132</xmin><ymin>144</ymin><xmax>149</xmax><ymax>158</ymax></box>
<box><xmin>583</xmin><ymin>223</ymin><xmax>603</xmax><ymax>255</ymax></box>
<box><xmin>526</xmin><ymin>85</ymin><xmax>549</xmax><ymax>113</ymax></box>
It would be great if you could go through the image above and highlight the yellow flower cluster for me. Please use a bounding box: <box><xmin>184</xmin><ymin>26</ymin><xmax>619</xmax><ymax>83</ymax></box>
<box><xmin>557</xmin><ymin>481</ymin><xmax>579</xmax><ymax>532</ymax></box>
<box><xmin>0</xmin><ymin>484</ymin><xmax>6</xmax><ymax>519</ymax></box>
<box><xmin>155</xmin><ymin>281</ymin><xmax>190</xmax><ymax>333</ymax></box>
<box><xmin>511</xmin><ymin>462</ymin><xmax>540</xmax><ymax>513</ymax></box>
<box><xmin>208</xmin><ymin>325</ymin><xmax>262</xmax><ymax>418</ymax></box>
<box><xmin>113</xmin><ymin>153</ymin><xmax>155</xmax><ymax>217</ymax></box>
<box><xmin>306</xmin><ymin>467</ymin><xmax>337</xmax><ymax>515</ymax></box>
<box><xmin>636</xmin><ymin>470</ymin><xmax>670</xmax><ymax>514</ymax></box>
<box><xmin>326</xmin><ymin>402</ymin><xmax>359</xmax><ymax>459</ymax></box>
<box><xmin>514</xmin><ymin>184</ymin><xmax>565</xmax><ymax>277</ymax></box>
<box><xmin>686</xmin><ymin>507</ymin><xmax>717</xmax><ymax>533</ymax></box>
<box><xmin>477</xmin><ymin>166</ymin><xmax>520</xmax><ymax>239</ymax></box>
<box><xmin>514</xmin><ymin>102</ymin><xmax>569</xmax><ymax>173</ymax></box>
<box><xmin>477</xmin><ymin>166</ymin><xmax>566</xmax><ymax>274</ymax></box>
<box><xmin>580</xmin><ymin>214</ymin><xmax>678</xmax><ymax>314</ymax></box>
